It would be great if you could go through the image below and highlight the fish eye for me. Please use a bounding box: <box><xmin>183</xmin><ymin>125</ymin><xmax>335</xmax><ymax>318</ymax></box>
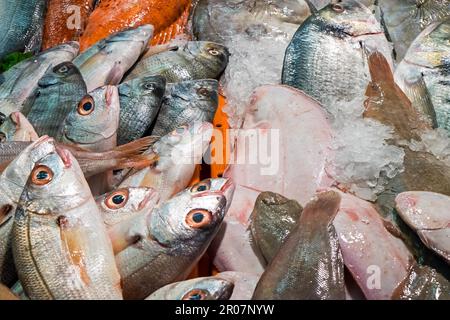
<box><xmin>55</xmin><ymin>64</ymin><xmax>70</xmax><ymax>74</ymax></box>
<box><xmin>190</xmin><ymin>180</ymin><xmax>211</xmax><ymax>193</ymax></box>
<box><xmin>31</xmin><ymin>165</ymin><xmax>54</xmax><ymax>186</ymax></box>
<box><xmin>171</xmin><ymin>125</ymin><xmax>188</xmax><ymax>136</ymax></box>
<box><xmin>332</xmin><ymin>4</ymin><xmax>344</xmax><ymax>12</ymax></box>
<box><xmin>105</xmin><ymin>189</ymin><xmax>129</xmax><ymax>209</ymax></box>
<box><xmin>185</xmin><ymin>209</ymin><xmax>213</xmax><ymax>229</ymax></box>
<box><xmin>143</xmin><ymin>82</ymin><xmax>155</xmax><ymax>91</ymax></box>
<box><xmin>197</xmin><ymin>88</ymin><xmax>210</xmax><ymax>96</ymax></box>
<box><xmin>77</xmin><ymin>95</ymin><xmax>95</xmax><ymax>116</ymax></box>
<box><xmin>208</xmin><ymin>48</ymin><xmax>220</xmax><ymax>56</ymax></box>
<box><xmin>182</xmin><ymin>289</ymin><xmax>209</xmax><ymax>300</ymax></box>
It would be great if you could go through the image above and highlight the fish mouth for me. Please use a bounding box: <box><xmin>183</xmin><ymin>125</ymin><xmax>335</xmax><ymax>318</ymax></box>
<box><xmin>55</xmin><ymin>146</ymin><xmax>72</xmax><ymax>168</ymax></box>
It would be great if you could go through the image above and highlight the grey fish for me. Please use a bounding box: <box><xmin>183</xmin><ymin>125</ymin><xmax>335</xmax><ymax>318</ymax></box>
<box><xmin>114</xmin><ymin>178</ymin><xmax>234</xmax><ymax>300</ymax></box>
<box><xmin>12</xmin><ymin>147</ymin><xmax>122</xmax><ymax>300</ymax></box>
<box><xmin>74</xmin><ymin>25</ymin><xmax>153</xmax><ymax>92</ymax></box>
<box><xmin>392</xmin><ymin>263</ymin><xmax>450</xmax><ymax>300</ymax></box>
<box><xmin>152</xmin><ymin>79</ymin><xmax>218</xmax><ymax>136</ymax></box>
<box><xmin>378</xmin><ymin>0</ymin><xmax>450</xmax><ymax>62</ymax></box>
<box><xmin>252</xmin><ymin>191</ymin><xmax>345</xmax><ymax>300</ymax></box>
<box><xmin>0</xmin><ymin>42</ymin><xmax>79</xmax><ymax>117</ymax></box>
<box><xmin>216</xmin><ymin>272</ymin><xmax>260</xmax><ymax>300</ymax></box>
<box><xmin>125</xmin><ymin>41</ymin><xmax>229</xmax><ymax>83</ymax></box>
<box><xmin>249</xmin><ymin>192</ymin><xmax>303</xmax><ymax>265</ymax></box>
<box><xmin>0</xmin><ymin>136</ymin><xmax>55</xmax><ymax>286</ymax></box>
<box><xmin>21</xmin><ymin>62</ymin><xmax>87</xmax><ymax>138</ymax></box>
<box><xmin>117</xmin><ymin>76</ymin><xmax>166</xmax><ymax>145</ymax></box>
<box><xmin>282</xmin><ymin>0</ymin><xmax>393</xmax><ymax>111</ymax></box>
<box><xmin>146</xmin><ymin>276</ymin><xmax>234</xmax><ymax>300</ymax></box>
<box><xmin>0</xmin><ymin>0</ymin><xmax>47</xmax><ymax>60</ymax></box>
<box><xmin>395</xmin><ymin>21</ymin><xmax>450</xmax><ymax>134</ymax></box>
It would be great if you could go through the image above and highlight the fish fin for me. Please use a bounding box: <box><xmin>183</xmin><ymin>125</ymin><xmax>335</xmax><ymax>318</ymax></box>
<box><xmin>113</xmin><ymin>136</ymin><xmax>159</xmax><ymax>154</ymax></box>
<box><xmin>404</xmin><ymin>73</ymin><xmax>438</xmax><ymax>128</ymax></box>
<box><xmin>367</xmin><ymin>51</ymin><xmax>394</xmax><ymax>84</ymax></box>
<box><xmin>105</xmin><ymin>63</ymin><xmax>124</xmax><ymax>85</ymax></box>
<box><xmin>143</xmin><ymin>44</ymin><xmax>180</xmax><ymax>57</ymax></box>
<box><xmin>111</xmin><ymin>153</ymin><xmax>159</xmax><ymax>171</ymax></box>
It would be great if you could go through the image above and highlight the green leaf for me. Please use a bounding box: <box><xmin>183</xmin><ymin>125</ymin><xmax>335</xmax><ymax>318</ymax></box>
<box><xmin>0</xmin><ymin>52</ymin><xmax>33</xmax><ymax>72</ymax></box>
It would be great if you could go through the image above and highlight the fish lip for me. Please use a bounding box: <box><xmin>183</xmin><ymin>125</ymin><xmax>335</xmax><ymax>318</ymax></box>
<box><xmin>138</xmin><ymin>189</ymin><xmax>159</xmax><ymax>211</ymax></box>
<box><xmin>55</xmin><ymin>146</ymin><xmax>72</xmax><ymax>168</ymax></box>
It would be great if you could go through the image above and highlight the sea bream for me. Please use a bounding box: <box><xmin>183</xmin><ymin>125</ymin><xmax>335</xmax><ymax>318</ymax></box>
<box><xmin>282</xmin><ymin>0</ymin><xmax>393</xmax><ymax>111</ymax></box>
<box><xmin>395</xmin><ymin>20</ymin><xmax>450</xmax><ymax>134</ymax></box>
<box><xmin>74</xmin><ymin>25</ymin><xmax>153</xmax><ymax>92</ymax></box>
<box><xmin>12</xmin><ymin>147</ymin><xmax>122</xmax><ymax>300</ymax></box>
<box><xmin>114</xmin><ymin>178</ymin><xmax>234</xmax><ymax>300</ymax></box>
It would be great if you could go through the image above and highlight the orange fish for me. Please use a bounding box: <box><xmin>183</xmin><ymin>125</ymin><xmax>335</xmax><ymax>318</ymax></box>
<box><xmin>42</xmin><ymin>0</ymin><xmax>96</xmax><ymax>50</ymax></box>
<box><xmin>79</xmin><ymin>0</ymin><xmax>191</xmax><ymax>51</ymax></box>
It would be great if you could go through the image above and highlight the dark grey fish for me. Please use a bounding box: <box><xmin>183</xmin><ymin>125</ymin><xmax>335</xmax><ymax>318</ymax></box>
<box><xmin>252</xmin><ymin>191</ymin><xmax>345</xmax><ymax>300</ymax></box>
<box><xmin>22</xmin><ymin>62</ymin><xmax>87</xmax><ymax>138</ymax></box>
<box><xmin>118</xmin><ymin>76</ymin><xmax>166</xmax><ymax>145</ymax></box>
<box><xmin>151</xmin><ymin>79</ymin><xmax>218</xmax><ymax>136</ymax></box>
<box><xmin>0</xmin><ymin>42</ymin><xmax>79</xmax><ymax>116</ymax></box>
<box><xmin>282</xmin><ymin>0</ymin><xmax>393</xmax><ymax>111</ymax></box>
<box><xmin>249</xmin><ymin>192</ymin><xmax>303</xmax><ymax>265</ymax></box>
<box><xmin>392</xmin><ymin>263</ymin><xmax>450</xmax><ymax>300</ymax></box>
<box><xmin>0</xmin><ymin>0</ymin><xmax>47</xmax><ymax>60</ymax></box>
<box><xmin>125</xmin><ymin>41</ymin><xmax>229</xmax><ymax>83</ymax></box>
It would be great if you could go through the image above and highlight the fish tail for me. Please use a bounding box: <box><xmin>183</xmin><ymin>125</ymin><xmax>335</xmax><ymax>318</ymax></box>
<box><xmin>368</xmin><ymin>51</ymin><xmax>395</xmax><ymax>83</ymax></box>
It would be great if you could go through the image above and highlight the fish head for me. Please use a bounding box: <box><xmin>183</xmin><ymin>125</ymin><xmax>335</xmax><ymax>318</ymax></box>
<box><xmin>62</xmin><ymin>85</ymin><xmax>120</xmax><ymax>147</ymax></box>
<box><xmin>185</xmin><ymin>41</ymin><xmax>230</xmax><ymax>75</ymax></box>
<box><xmin>119</xmin><ymin>75</ymin><xmax>166</xmax><ymax>100</ymax></box>
<box><xmin>97</xmin><ymin>187</ymin><xmax>160</xmax><ymax>227</ymax></box>
<box><xmin>155</xmin><ymin>122</ymin><xmax>213</xmax><ymax>169</ymax></box>
<box><xmin>20</xmin><ymin>147</ymin><xmax>90</xmax><ymax>215</ymax></box>
<box><xmin>168</xmin><ymin>79</ymin><xmax>219</xmax><ymax>107</ymax></box>
<box><xmin>0</xmin><ymin>112</ymin><xmax>38</xmax><ymax>142</ymax></box>
<box><xmin>318</xmin><ymin>0</ymin><xmax>382</xmax><ymax>36</ymax></box>
<box><xmin>105</xmin><ymin>24</ymin><xmax>154</xmax><ymax>51</ymax></box>
<box><xmin>149</xmin><ymin>178</ymin><xmax>229</xmax><ymax>251</ymax></box>
<box><xmin>152</xmin><ymin>277</ymin><xmax>234</xmax><ymax>300</ymax></box>
<box><xmin>1</xmin><ymin>136</ymin><xmax>56</xmax><ymax>203</ymax></box>
<box><xmin>190</xmin><ymin>178</ymin><xmax>235</xmax><ymax>212</ymax></box>
<box><xmin>38</xmin><ymin>62</ymin><xmax>84</xmax><ymax>88</ymax></box>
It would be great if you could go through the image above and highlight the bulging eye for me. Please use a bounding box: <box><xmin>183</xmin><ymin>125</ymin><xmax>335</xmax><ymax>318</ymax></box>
<box><xmin>208</xmin><ymin>48</ymin><xmax>220</xmax><ymax>56</ymax></box>
<box><xmin>332</xmin><ymin>4</ymin><xmax>344</xmax><ymax>12</ymax></box>
<box><xmin>77</xmin><ymin>95</ymin><xmax>95</xmax><ymax>116</ymax></box>
<box><xmin>143</xmin><ymin>82</ymin><xmax>155</xmax><ymax>91</ymax></box>
<box><xmin>54</xmin><ymin>64</ymin><xmax>70</xmax><ymax>74</ymax></box>
<box><xmin>197</xmin><ymin>88</ymin><xmax>210</xmax><ymax>96</ymax></box>
<box><xmin>182</xmin><ymin>289</ymin><xmax>209</xmax><ymax>300</ymax></box>
<box><xmin>185</xmin><ymin>209</ymin><xmax>213</xmax><ymax>229</ymax></box>
<box><xmin>105</xmin><ymin>189</ymin><xmax>129</xmax><ymax>209</ymax></box>
<box><xmin>190</xmin><ymin>180</ymin><xmax>211</xmax><ymax>193</ymax></box>
<box><xmin>31</xmin><ymin>165</ymin><xmax>54</xmax><ymax>186</ymax></box>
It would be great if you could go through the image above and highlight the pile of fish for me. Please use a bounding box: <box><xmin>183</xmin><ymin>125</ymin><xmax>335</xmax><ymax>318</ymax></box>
<box><xmin>0</xmin><ymin>0</ymin><xmax>449</xmax><ymax>300</ymax></box>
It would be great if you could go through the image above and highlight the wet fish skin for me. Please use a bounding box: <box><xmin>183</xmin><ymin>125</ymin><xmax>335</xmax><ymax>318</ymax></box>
<box><xmin>395</xmin><ymin>21</ymin><xmax>450</xmax><ymax>134</ymax></box>
<box><xmin>22</xmin><ymin>61</ymin><xmax>87</xmax><ymax>138</ymax></box>
<box><xmin>0</xmin><ymin>0</ymin><xmax>47</xmax><ymax>60</ymax></box>
<box><xmin>60</xmin><ymin>85</ymin><xmax>119</xmax><ymax>151</ymax></box>
<box><xmin>0</xmin><ymin>42</ymin><xmax>79</xmax><ymax>116</ymax></box>
<box><xmin>249</xmin><ymin>192</ymin><xmax>303</xmax><ymax>265</ymax></box>
<box><xmin>12</xmin><ymin>148</ymin><xmax>122</xmax><ymax>300</ymax></box>
<box><xmin>42</xmin><ymin>0</ymin><xmax>96</xmax><ymax>49</ymax></box>
<box><xmin>126</xmin><ymin>41</ymin><xmax>229</xmax><ymax>83</ymax></box>
<box><xmin>0</xmin><ymin>112</ymin><xmax>38</xmax><ymax>142</ymax></box>
<box><xmin>151</xmin><ymin>79</ymin><xmax>218</xmax><ymax>137</ymax></box>
<box><xmin>115</xmin><ymin>178</ymin><xmax>234</xmax><ymax>300</ymax></box>
<box><xmin>392</xmin><ymin>263</ymin><xmax>450</xmax><ymax>300</ymax></box>
<box><xmin>396</xmin><ymin>191</ymin><xmax>450</xmax><ymax>264</ymax></box>
<box><xmin>74</xmin><ymin>25</ymin><xmax>153</xmax><ymax>92</ymax></box>
<box><xmin>146</xmin><ymin>276</ymin><xmax>234</xmax><ymax>300</ymax></box>
<box><xmin>253</xmin><ymin>191</ymin><xmax>345</xmax><ymax>300</ymax></box>
<box><xmin>118</xmin><ymin>76</ymin><xmax>166</xmax><ymax>145</ymax></box>
<box><xmin>282</xmin><ymin>0</ymin><xmax>393</xmax><ymax>110</ymax></box>
<box><xmin>120</xmin><ymin>122</ymin><xmax>213</xmax><ymax>203</ymax></box>
<box><xmin>216</xmin><ymin>272</ymin><xmax>260</xmax><ymax>300</ymax></box>
<box><xmin>378</xmin><ymin>0</ymin><xmax>450</xmax><ymax>62</ymax></box>
<box><xmin>0</xmin><ymin>136</ymin><xmax>56</xmax><ymax>286</ymax></box>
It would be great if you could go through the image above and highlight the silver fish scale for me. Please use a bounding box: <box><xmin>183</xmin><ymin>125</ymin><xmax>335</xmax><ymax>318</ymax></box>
<box><xmin>0</xmin><ymin>216</ymin><xmax>15</xmax><ymax>286</ymax></box>
<box><xmin>282</xmin><ymin>23</ymin><xmax>375</xmax><ymax>109</ymax></box>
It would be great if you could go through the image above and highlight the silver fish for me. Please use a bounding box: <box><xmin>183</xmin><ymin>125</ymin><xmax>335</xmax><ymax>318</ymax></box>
<box><xmin>74</xmin><ymin>25</ymin><xmax>154</xmax><ymax>92</ymax></box>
